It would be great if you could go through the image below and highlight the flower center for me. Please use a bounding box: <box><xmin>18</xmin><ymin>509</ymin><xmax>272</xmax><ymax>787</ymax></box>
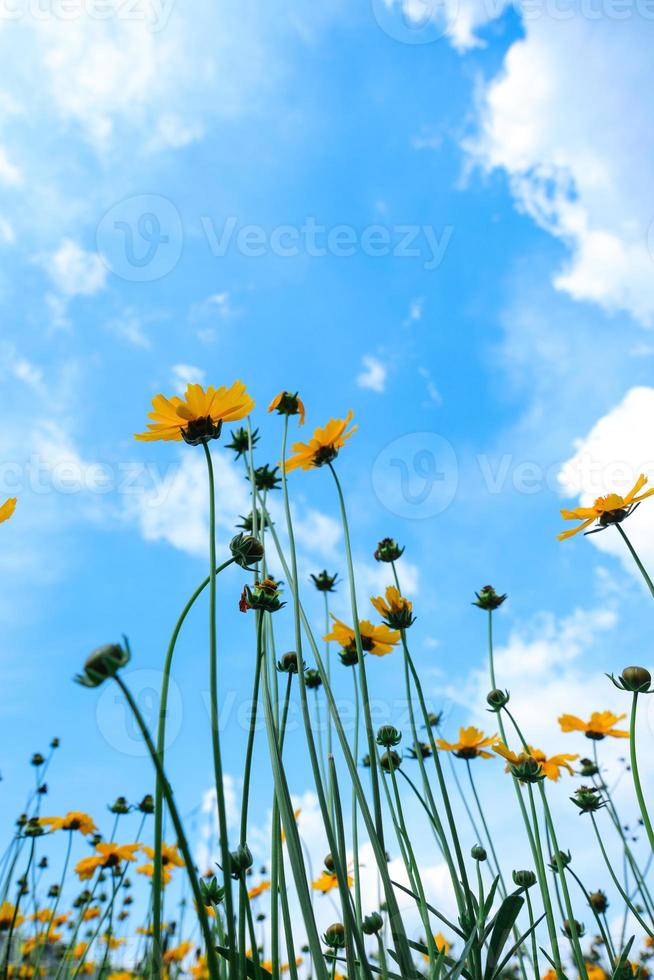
<box><xmin>181</xmin><ymin>417</ymin><xmax>223</xmax><ymax>446</ymax></box>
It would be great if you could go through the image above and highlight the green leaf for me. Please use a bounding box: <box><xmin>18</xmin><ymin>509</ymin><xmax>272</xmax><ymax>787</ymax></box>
<box><xmin>612</xmin><ymin>936</ymin><xmax>636</xmax><ymax>980</ymax></box>
<box><xmin>216</xmin><ymin>946</ymin><xmax>272</xmax><ymax>979</ymax></box>
<box><xmin>483</xmin><ymin>894</ymin><xmax>524</xmax><ymax>980</ymax></box>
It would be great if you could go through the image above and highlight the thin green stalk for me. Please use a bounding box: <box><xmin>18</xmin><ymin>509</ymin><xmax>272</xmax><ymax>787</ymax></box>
<box><xmin>525</xmin><ymin>785</ymin><xmax>564</xmax><ymax>979</ymax></box>
<box><xmin>525</xmin><ymin>891</ymin><xmax>540</xmax><ymax>980</ymax></box>
<box><xmin>351</xmin><ymin>668</ymin><xmax>362</xmax><ymax>927</ymax></box>
<box><xmin>628</xmin><ymin>692</ymin><xmax>654</xmax><ymax>854</ymax></box>
<box><xmin>97</xmin><ymin>875</ymin><xmax>118</xmax><ymax>979</ymax></box>
<box><xmin>464</xmin><ymin>759</ymin><xmax>507</xmax><ymax>896</ymax></box>
<box><xmin>113</xmin><ymin>673</ymin><xmax>221</xmax><ymax>979</ymax></box>
<box><xmin>616</xmin><ymin>524</ymin><xmax>654</xmax><ymax>598</ymax></box>
<box><xmin>566</xmin><ymin>866</ymin><xmax>616</xmax><ymax>968</ymax></box>
<box><xmin>32</xmin><ymin>830</ymin><xmax>73</xmax><ymax>978</ymax></box>
<box><xmin>590</xmin><ymin>812</ymin><xmax>654</xmax><ymax>938</ymax></box>
<box><xmin>152</xmin><ymin>555</ymin><xmax>235</xmax><ymax>975</ymax></box>
<box><xmin>328</xmin><ymin>462</ymin><xmax>384</xmax><ymax>846</ymax></box>
<box><xmin>202</xmin><ymin>442</ymin><xmax>236</xmax><ymax>978</ymax></box>
<box><xmin>2</xmin><ymin>837</ymin><xmax>34</xmax><ymax>978</ymax></box>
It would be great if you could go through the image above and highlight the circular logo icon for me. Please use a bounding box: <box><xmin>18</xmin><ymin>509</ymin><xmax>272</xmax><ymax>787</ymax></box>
<box><xmin>370</xmin><ymin>0</ymin><xmax>458</xmax><ymax>44</ymax></box>
<box><xmin>96</xmin><ymin>193</ymin><xmax>183</xmax><ymax>282</ymax></box>
<box><xmin>371</xmin><ymin>431</ymin><xmax>458</xmax><ymax>519</ymax></box>
<box><xmin>95</xmin><ymin>669</ymin><xmax>183</xmax><ymax>758</ymax></box>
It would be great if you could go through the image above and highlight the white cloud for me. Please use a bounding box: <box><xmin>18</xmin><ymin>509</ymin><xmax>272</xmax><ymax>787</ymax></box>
<box><xmin>0</xmin><ymin>217</ymin><xmax>16</xmax><ymax>245</ymax></box>
<box><xmin>403</xmin><ymin>297</ymin><xmax>424</xmax><ymax>326</ymax></box>
<box><xmin>105</xmin><ymin>311</ymin><xmax>151</xmax><ymax>349</ymax></box>
<box><xmin>469</xmin><ymin>15</ymin><xmax>654</xmax><ymax>326</ymax></box>
<box><xmin>356</xmin><ymin>355</ymin><xmax>387</xmax><ymax>394</ymax></box>
<box><xmin>384</xmin><ymin>0</ymin><xmax>509</xmax><ymax>52</ymax></box>
<box><xmin>44</xmin><ymin>238</ymin><xmax>107</xmax><ymax>297</ymax></box>
<box><xmin>171</xmin><ymin>363</ymin><xmax>207</xmax><ymax>394</ymax></box>
<box><xmin>558</xmin><ymin>386</ymin><xmax>654</xmax><ymax>575</ymax></box>
<box><xmin>0</xmin><ymin>147</ymin><xmax>22</xmax><ymax>187</ymax></box>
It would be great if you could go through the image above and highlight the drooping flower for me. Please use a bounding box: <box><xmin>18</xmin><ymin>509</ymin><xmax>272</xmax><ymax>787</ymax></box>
<box><xmin>493</xmin><ymin>744</ymin><xmax>579</xmax><ymax>781</ymax></box>
<box><xmin>283</xmin><ymin>411</ymin><xmax>356</xmax><ymax>472</ymax></box>
<box><xmin>324</xmin><ymin>615</ymin><xmax>400</xmax><ymax>657</ymax></box>
<box><xmin>135</xmin><ymin>382</ymin><xmax>254</xmax><ymax>445</ymax></box>
<box><xmin>436</xmin><ymin>727</ymin><xmax>497</xmax><ymax>760</ymax></box>
<box><xmin>558</xmin><ymin>474</ymin><xmax>654</xmax><ymax>540</ymax></box>
<box><xmin>268</xmin><ymin>391</ymin><xmax>305</xmax><ymax>424</ymax></box>
<box><xmin>75</xmin><ymin>843</ymin><xmax>140</xmax><ymax>881</ymax></box>
<box><xmin>40</xmin><ymin>812</ymin><xmax>96</xmax><ymax>835</ymax></box>
<box><xmin>371</xmin><ymin>586</ymin><xmax>415</xmax><ymax>629</ymax></box>
<box><xmin>312</xmin><ymin>869</ymin><xmax>353</xmax><ymax>894</ymax></box>
<box><xmin>559</xmin><ymin>711</ymin><xmax>629</xmax><ymax>740</ymax></box>
<box><xmin>0</xmin><ymin>497</ymin><xmax>16</xmax><ymax>525</ymax></box>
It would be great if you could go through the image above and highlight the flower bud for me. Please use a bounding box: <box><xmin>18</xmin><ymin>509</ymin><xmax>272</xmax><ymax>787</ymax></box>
<box><xmin>374</xmin><ymin>538</ymin><xmax>404</xmax><ymax>563</ymax></box>
<box><xmin>200</xmin><ymin>876</ymin><xmax>225</xmax><ymax>906</ymax></box>
<box><xmin>249</xmin><ymin>464</ymin><xmax>281</xmax><ymax>492</ymax></box>
<box><xmin>239</xmin><ymin>579</ymin><xmax>285</xmax><ymax>614</ymax></box>
<box><xmin>304</xmin><ymin>669</ymin><xmax>322</xmax><ymax>689</ymax></box>
<box><xmin>230</xmin><ymin>533</ymin><xmax>264</xmax><ymax>570</ymax></box>
<box><xmin>379</xmin><ymin>750</ymin><xmax>401</xmax><ymax>772</ymax></box>
<box><xmin>323</xmin><ymin>923</ymin><xmax>346</xmax><ymax>948</ymax></box>
<box><xmin>138</xmin><ymin>795</ymin><xmax>154</xmax><ymax>815</ymax></box>
<box><xmin>473</xmin><ymin>586</ymin><xmax>507</xmax><ymax>611</ymax></box>
<box><xmin>578</xmin><ymin>758</ymin><xmax>599</xmax><ymax>778</ymax></box>
<box><xmin>562</xmin><ymin>919</ymin><xmax>585</xmax><ymax>939</ymax></box>
<box><xmin>549</xmin><ymin>850</ymin><xmax>571</xmax><ymax>872</ymax></box>
<box><xmin>230</xmin><ymin>844</ymin><xmax>253</xmax><ymax>879</ymax></box>
<box><xmin>109</xmin><ymin>797</ymin><xmax>130</xmax><ymax>815</ymax></box>
<box><xmin>76</xmin><ymin>643</ymin><xmax>130</xmax><ymax>688</ymax></box>
<box><xmin>277</xmin><ymin>651</ymin><xmax>304</xmax><ymax>674</ymax></box>
<box><xmin>589</xmin><ymin>890</ymin><xmax>609</xmax><ymax>913</ymax></box>
<box><xmin>512</xmin><ymin>870</ymin><xmax>537</xmax><ymax>889</ymax></box>
<box><xmin>31</xmin><ymin>753</ymin><xmax>45</xmax><ymax>767</ymax></box>
<box><xmin>471</xmin><ymin>845</ymin><xmax>487</xmax><ymax>862</ymax></box>
<box><xmin>486</xmin><ymin>689</ymin><xmax>510</xmax><ymax>711</ymax></box>
<box><xmin>362</xmin><ymin>912</ymin><xmax>384</xmax><ymax>935</ymax></box>
<box><xmin>323</xmin><ymin>854</ymin><xmax>335</xmax><ymax>872</ymax></box>
<box><xmin>376</xmin><ymin>725</ymin><xmax>402</xmax><ymax>748</ymax></box>
<box><xmin>310</xmin><ymin>571</ymin><xmax>339</xmax><ymax>592</ymax></box>
<box><xmin>620</xmin><ymin>666</ymin><xmax>652</xmax><ymax>693</ymax></box>
<box><xmin>225</xmin><ymin>427</ymin><xmax>258</xmax><ymax>459</ymax></box>
<box><xmin>571</xmin><ymin>786</ymin><xmax>605</xmax><ymax>815</ymax></box>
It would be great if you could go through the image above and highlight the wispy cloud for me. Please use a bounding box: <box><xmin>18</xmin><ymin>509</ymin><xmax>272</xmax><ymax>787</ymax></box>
<box><xmin>356</xmin><ymin>355</ymin><xmax>387</xmax><ymax>393</ymax></box>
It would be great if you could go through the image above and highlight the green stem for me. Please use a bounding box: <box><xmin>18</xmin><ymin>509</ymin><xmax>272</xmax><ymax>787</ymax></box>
<box><xmin>2</xmin><ymin>837</ymin><xmax>34</xmax><ymax>978</ymax></box>
<box><xmin>464</xmin><ymin>759</ymin><xmax>507</xmax><ymax>897</ymax></box>
<box><xmin>113</xmin><ymin>673</ymin><xmax>221</xmax><ymax>979</ymax></box>
<box><xmin>629</xmin><ymin>692</ymin><xmax>654</xmax><ymax>854</ymax></box>
<box><xmin>616</xmin><ymin>524</ymin><xmax>654</xmax><ymax>598</ymax></box>
<box><xmin>590</xmin><ymin>812</ymin><xmax>654</xmax><ymax>938</ymax></box>
<box><xmin>202</xmin><ymin>442</ymin><xmax>236</xmax><ymax>978</ymax></box>
<box><xmin>152</xmin><ymin>556</ymin><xmax>235</xmax><ymax>977</ymax></box>
<box><xmin>32</xmin><ymin>830</ymin><xmax>73</xmax><ymax>978</ymax></box>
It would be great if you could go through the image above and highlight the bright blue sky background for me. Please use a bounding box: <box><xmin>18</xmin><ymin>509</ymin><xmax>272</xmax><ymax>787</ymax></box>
<box><xmin>2</xmin><ymin>0</ymin><xmax>654</xmax><ymax>948</ymax></box>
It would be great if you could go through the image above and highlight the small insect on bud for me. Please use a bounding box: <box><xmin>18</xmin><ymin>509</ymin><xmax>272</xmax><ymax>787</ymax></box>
<box><xmin>473</xmin><ymin>586</ymin><xmax>507</xmax><ymax>611</ymax></box>
<box><xmin>229</xmin><ymin>533</ymin><xmax>264</xmax><ymax>570</ymax></box>
<box><xmin>562</xmin><ymin>919</ymin><xmax>585</xmax><ymax>939</ymax></box>
<box><xmin>304</xmin><ymin>669</ymin><xmax>322</xmax><ymax>690</ymax></box>
<box><xmin>374</xmin><ymin>538</ymin><xmax>405</xmax><ymax>563</ymax></box>
<box><xmin>323</xmin><ymin>923</ymin><xmax>346</xmax><ymax>949</ymax></box>
<box><xmin>589</xmin><ymin>890</ymin><xmax>609</xmax><ymax>913</ymax></box>
<box><xmin>471</xmin><ymin>845</ymin><xmax>487</xmax><ymax>862</ymax></box>
<box><xmin>362</xmin><ymin>912</ymin><xmax>384</xmax><ymax>935</ymax></box>
<box><xmin>76</xmin><ymin>643</ymin><xmax>130</xmax><ymax>688</ymax></box>
<box><xmin>310</xmin><ymin>570</ymin><xmax>339</xmax><ymax>592</ymax></box>
<box><xmin>379</xmin><ymin>750</ymin><xmax>402</xmax><ymax>772</ymax></box>
<box><xmin>611</xmin><ymin>666</ymin><xmax>653</xmax><ymax>694</ymax></box>
<box><xmin>486</xmin><ymin>689</ymin><xmax>510</xmax><ymax>711</ymax></box>
<box><xmin>376</xmin><ymin>725</ymin><xmax>402</xmax><ymax>748</ymax></box>
<box><xmin>512</xmin><ymin>870</ymin><xmax>537</xmax><ymax>889</ymax></box>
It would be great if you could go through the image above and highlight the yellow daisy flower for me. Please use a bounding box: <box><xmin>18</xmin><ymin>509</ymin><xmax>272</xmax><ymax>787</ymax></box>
<box><xmin>248</xmin><ymin>880</ymin><xmax>271</xmax><ymax>900</ymax></box>
<box><xmin>371</xmin><ymin>586</ymin><xmax>415</xmax><ymax>629</ymax></box>
<box><xmin>283</xmin><ymin>411</ymin><xmax>356</xmax><ymax>472</ymax></box>
<box><xmin>559</xmin><ymin>710</ymin><xmax>629</xmax><ymax>740</ymax></box>
<box><xmin>423</xmin><ymin>932</ymin><xmax>452</xmax><ymax>960</ymax></box>
<box><xmin>0</xmin><ymin>497</ymin><xmax>16</xmax><ymax>525</ymax></box>
<box><xmin>558</xmin><ymin>474</ymin><xmax>654</xmax><ymax>540</ymax></box>
<box><xmin>163</xmin><ymin>941</ymin><xmax>193</xmax><ymax>964</ymax></box>
<box><xmin>312</xmin><ymin>870</ymin><xmax>353</xmax><ymax>894</ymax></box>
<box><xmin>493</xmin><ymin>743</ymin><xmax>579</xmax><ymax>781</ymax></box>
<box><xmin>75</xmin><ymin>842</ymin><xmax>140</xmax><ymax>881</ymax></box>
<box><xmin>436</xmin><ymin>726</ymin><xmax>498</xmax><ymax>760</ymax></box>
<box><xmin>135</xmin><ymin>381</ymin><xmax>254</xmax><ymax>445</ymax></box>
<box><xmin>268</xmin><ymin>391</ymin><xmax>305</xmax><ymax>424</ymax></box>
<box><xmin>0</xmin><ymin>902</ymin><xmax>23</xmax><ymax>931</ymax></box>
<box><xmin>324</xmin><ymin>615</ymin><xmax>400</xmax><ymax>657</ymax></box>
<box><xmin>40</xmin><ymin>812</ymin><xmax>96</xmax><ymax>835</ymax></box>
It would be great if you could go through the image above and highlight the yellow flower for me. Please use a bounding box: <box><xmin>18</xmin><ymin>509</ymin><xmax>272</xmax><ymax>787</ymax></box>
<box><xmin>163</xmin><ymin>941</ymin><xmax>192</xmax><ymax>964</ymax></box>
<box><xmin>559</xmin><ymin>711</ymin><xmax>629</xmax><ymax>740</ymax></box>
<box><xmin>137</xmin><ymin>842</ymin><xmax>184</xmax><ymax>886</ymax></box>
<box><xmin>324</xmin><ymin>615</ymin><xmax>400</xmax><ymax>657</ymax></box>
<box><xmin>0</xmin><ymin>902</ymin><xmax>23</xmax><ymax>930</ymax></box>
<box><xmin>493</xmin><ymin>743</ymin><xmax>579</xmax><ymax>781</ymax></box>
<box><xmin>423</xmin><ymin>932</ymin><xmax>452</xmax><ymax>960</ymax></box>
<box><xmin>135</xmin><ymin>381</ymin><xmax>254</xmax><ymax>445</ymax></box>
<box><xmin>0</xmin><ymin>497</ymin><xmax>16</xmax><ymax>525</ymax></box>
<box><xmin>190</xmin><ymin>957</ymin><xmax>210</xmax><ymax>979</ymax></box>
<box><xmin>82</xmin><ymin>907</ymin><xmax>100</xmax><ymax>922</ymax></box>
<box><xmin>283</xmin><ymin>411</ymin><xmax>356</xmax><ymax>472</ymax></box>
<box><xmin>100</xmin><ymin>934</ymin><xmax>125</xmax><ymax>949</ymax></box>
<box><xmin>268</xmin><ymin>391</ymin><xmax>305</xmax><ymax>425</ymax></box>
<box><xmin>107</xmin><ymin>973</ymin><xmax>133</xmax><ymax>980</ymax></box>
<box><xmin>436</xmin><ymin>726</ymin><xmax>498</xmax><ymax>760</ymax></box>
<box><xmin>585</xmin><ymin>966</ymin><xmax>608</xmax><ymax>980</ymax></box>
<box><xmin>75</xmin><ymin>842</ymin><xmax>140</xmax><ymax>881</ymax></box>
<box><xmin>558</xmin><ymin>474</ymin><xmax>654</xmax><ymax>540</ymax></box>
<box><xmin>72</xmin><ymin>942</ymin><xmax>88</xmax><ymax>959</ymax></box>
<box><xmin>312</xmin><ymin>870</ymin><xmax>353</xmax><ymax>893</ymax></box>
<box><xmin>248</xmin><ymin>880</ymin><xmax>271</xmax><ymax>900</ymax></box>
<box><xmin>371</xmin><ymin>586</ymin><xmax>415</xmax><ymax>629</ymax></box>
<box><xmin>40</xmin><ymin>812</ymin><xmax>96</xmax><ymax>835</ymax></box>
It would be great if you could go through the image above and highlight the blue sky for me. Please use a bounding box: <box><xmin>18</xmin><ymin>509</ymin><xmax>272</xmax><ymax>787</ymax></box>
<box><xmin>2</xmin><ymin>0</ymin><xmax>654</xmax><ymax>945</ymax></box>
